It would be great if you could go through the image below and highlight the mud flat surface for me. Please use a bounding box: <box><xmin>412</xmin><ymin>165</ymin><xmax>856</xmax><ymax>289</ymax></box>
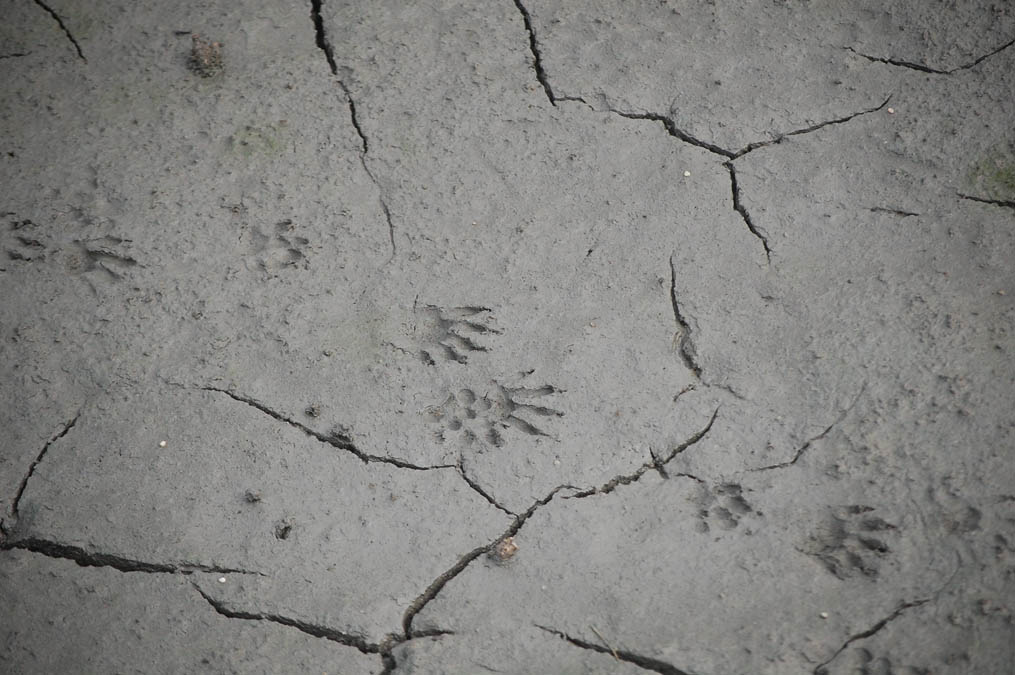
<box><xmin>1</xmin><ymin>1</ymin><xmax>1014</xmax><ymax>673</ymax></box>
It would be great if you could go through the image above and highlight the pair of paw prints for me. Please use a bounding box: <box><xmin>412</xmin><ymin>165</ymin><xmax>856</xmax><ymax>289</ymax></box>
<box><xmin>245</xmin><ymin>219</ymin><xmax>309</xmax><ymax>273</ymax></box>
<box><xmin>425</xmin><ymin>382</ymin><xmax>563</xmax><ymax>447</ymax></box>
<box><xmin>693</xmin><ymin>483</ymin><xmax>760</xmax><ymax>533</ymax></box>
<box><xmin>806</xmin><ymin>505</ymin><xmax>896</xmax><ymax>580</ymax></box>
<box><xmin>414</xmin><ymin>304</ymin><xmax>499</xmax><ymax>365</ymax></box>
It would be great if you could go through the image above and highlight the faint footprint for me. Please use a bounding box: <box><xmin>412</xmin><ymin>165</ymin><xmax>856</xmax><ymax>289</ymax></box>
<box><xmin>413</xmin><ymin>303</ymin><xmax>500</xmax><ymax>365</ymax></box>
<box><xmin>693</xmin><ymin>483</ymin><xmax>758</xmax><ymax>533</ymax></box>
<box><xmin>425</xmin><ymin>382</ymin><xmax>563</xmax><ymax>447</ymax></box>
<box><xmin>3</xmin><ymin>217</ymin><xmax>45</xmax><ymax>265</ymax></box>
<box><xmin>64</xmin><ymin>236</ymin><xmax>138</xmax><ymax>280</ymax></box>
<box><xmin>245</xmin><ymin>219</ymin><xmax>309</xmax><ymax>273</ymax></box>
<box><xmin>805</xmin><ymin>505</ymin><xmax>896</xmax><ymax>580</ymax></box>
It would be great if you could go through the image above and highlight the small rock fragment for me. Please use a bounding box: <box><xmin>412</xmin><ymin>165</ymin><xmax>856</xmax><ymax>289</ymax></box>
<box><xmin>244</xmin><ymin>490</ymin><xmax>262</xmax><ymax>503</ymax></box>
<box><xmin>490</xmin><ymin>537</ymin><xmax>519</xmax><ymax>562</ymax></box>
<box><xmin>218</xmin><ymin>577</ymin><xmax>226</xmax><ymax>583</ymax></box>
<box><xmin>683</xmin><ymin>170</ymin><xmax>691</xmax><ymax>177</ymax></box>
<box><xmin>159</xmin><ymin>440</ymin><xmax>167</xmax><ymax>448</ymax></box>
<box><xmin>188</xmin><ymin>34</ymin><xmax>223</xmax><ymax>78</ymax></box>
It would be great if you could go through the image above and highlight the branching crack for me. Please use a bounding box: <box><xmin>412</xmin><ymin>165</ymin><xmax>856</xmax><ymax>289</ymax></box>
<box><xmin>751</xmin><ymin>384</ymin><xmax>865</xmax><ymax>472</ymax></box>
<box><xmin>813</xmin><ymin>599</ymin><xmax>929</xmax><ymax>674</ymax></box>
<box><xmin>725</xmin><ymin>162</ymin><xmax>772</xmax><ymax>262</ymax></box>
<box><xmin>568</xmin><ymin>409</ymin><xmax>717</xmax><ymax>498</ymax></box>
<box><xmin>537</xmin><ymin>625</ymin><xmax>698</xmax><ymax>675</ymax></box>
<box><xmin>9</xmin><ymin>413</ymin><xmax>79</xmax><ymax>521</ymax></box>
<box><xmin>308</xmin><ymin>0</ymin><xmax>395</xmax><ymax>256</ymax></box>
<box><xmin>958</xmin><ymin>193</ymin><xmax>1015</xmax><ymax>211</ymax></box>
<box><xmin>846</xmin><ymin>38</ymin><xmax>1015</xmax><ymax>74</ymax></box>
<box><xmin>402</xmin><ymin>484</ymin><xmax>576</xmax><ymax>637</ymax></box>
<box><xmin>669</xmin><ymin>255</ymin><xmax>702</xmax><ymax>378</ymax></box>
<box><xmin>3</xmin><ymin>538</ymin><xmax>264</xmax><ymax>576</ymax></box>
<box><xmin>194</xmin><ymin>585</ymin><xmax>383</xmax><ymax>653</ymax></box>
<box><xmin>202</xmin><ymin>387</ymin><xmax>451</xmax><ymax>472</ymax></box>
<box><xmin>513</xmin><ymin>0</ymin><xmax>556</xmax><ymax>106</ymax></box>
<box><xmin>609</xmin><ymin>109</ymin><xmax>735</xmax><ymax>158</ymax></box>
<box><xmin>32</xmin><ymin>0</ymin><xmax>85</xmax><ymax>61</ymax></box>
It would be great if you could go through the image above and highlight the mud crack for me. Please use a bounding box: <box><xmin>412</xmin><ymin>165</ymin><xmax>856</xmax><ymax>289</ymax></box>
<box><xmin>958</xmin><ymin>193</ymin><xmax>1015</xmax><ymax>211</ymax></box>
<box><xmin>194</xmin><ymin>584</ymin><xmax>385</xmax><ymax>653</ymax></box>
<box><xmin>8</xmin><ymin>413</ymin><xmax>79</xmax><ymax>524</ymax></box>
<box><xmin>846</xmin><ymin>39</ymin><xmax>1015</xmax><ymax>74</ymax></box>
<box><xmin>202</xmin><ymin>387</ymin><xmax>455</xmax><ymax>471</ymax></box>
<box><xmin>512</xmin><ymin>0</ymin><xmax>557</xmax><ymax>105</ymax></box>
<box><xmin>813</xmin><ymin>599</ymin><xmax>930</xmax><ymax>674</ymax></box>
<box><xmin>568</xmin><ymin>410</ymin><xmax>716</xmax><ymax>499</ymax></box>
<box><xmin>402</xmin><ymin>484</ymin><xmax>576</xmax><ymax>637</ymax></box>
<box><xmin>537</xmin><ymin>625</ymin><xmax>698</xmax><ymax>675</ymax></box>
<box><xmin>3</xmin><ymin>538</ymin><xmax>263</xmax><ymax>576</ymax></box>
<box><xmin>724</xmin><ymin>162</ymin><xmax>772</xmax><ymax>261</ymax></box>
<box><xmin>308</xmin><ymin>0</ymin><xmax>395</xmax><ymax>256</ymax></box>
<box><xmin>669</xmin><ymin>255</ymin><xmax>703</xmax><ymax>376</ymax></box>
<box><xmin>751</xmin><ymin>384</ymin><xmax>865</xmax><ymax>471</ymax></box>
<box><xmin>32</xmin><ymin>0</ymin><xmax>85</xmax><ymax>61</ymax></box>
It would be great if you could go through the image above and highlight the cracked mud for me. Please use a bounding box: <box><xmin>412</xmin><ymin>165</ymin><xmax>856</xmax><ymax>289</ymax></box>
<box><xmin>1</xmin><ymin>1</ymin><xmax>1014</xmax><ymax>673</ymax></box>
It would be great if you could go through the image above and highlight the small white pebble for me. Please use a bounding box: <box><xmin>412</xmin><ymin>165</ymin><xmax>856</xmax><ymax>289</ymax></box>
<box><xmin>553</xmin><ymin>459</ymin><xmax>561</xmax><ymax>466</ymax></box>
<box><xmin>887</xmin><ymin>107</ymin><xmax>895</xmax><ymax>114</ymax></box>
<box><xmin>820</xmin><ymin>612</ymin><xmax>829</xmax><ymax>619</ymax></box>
<box><xmin>683</xmin><ymin>170</ymin><xmax>691</xmax><ymax>177</ymax></box>
<box><xmin>218</xmin><ymin>577</ymin><xmax>227</xmax><ymax>583</ymax></box>
<box><xmin>159</xmin><ymin>440</ymin><xmax>167</xmax><ymax>448</ymax></box>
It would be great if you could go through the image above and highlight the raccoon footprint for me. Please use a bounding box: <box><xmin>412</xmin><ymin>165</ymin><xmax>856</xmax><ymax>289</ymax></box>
<box><xmin>807</xmin><ymin>505</ymin><xmax>896</xmax><ymax>580</ymax></box>
<box><xmin>694</xmin><ymin>483</ymin><xmax>758</xmax><ymax>533</ymax></box>
<box><xmin>247</xmin><ymin>219</ymin><xmax>309</xmax><ymax>272</ymax></box>
<box><xmin>425</xmin><ymin>382</ymin><xmax>563</xmax><ymax>447</ymax></box>
<box><xmin>414</xmin><ymin>304</ymin><xmax>500</xmax><ymax>365</ymax></box>
<box><xmin>3</xmin><ymin>217</ymin><xmax>45</xmax><ymax>265</ymax></box>
<box><xmin>64</xmin><ymin>236</ymin><xmax>138</xmax><ymax>280</ymax></box>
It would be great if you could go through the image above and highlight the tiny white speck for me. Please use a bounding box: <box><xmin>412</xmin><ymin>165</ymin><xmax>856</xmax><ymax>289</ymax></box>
<box><xmin>683</xmin><ymin>170</ymin><xmax>691</xmax><ymax>177</ymax></box>
<box><xmin>887</xmin><ymin>107</ymin><xmax>895</xmax><ymax>114</ymax></box>
<box><xmin>820</xmin><ymin>612</ymin><xmax>829</xmax><ymax>619</ymax></box>
<box><xmin>218</xmin><ymin>577</ymin><xmax>226</xmax><ymax>583</ymax></box>
<box><xmin>159</xmin><ymin>441</ymin><xmax>167</xmax><ymax>448</ymax></box>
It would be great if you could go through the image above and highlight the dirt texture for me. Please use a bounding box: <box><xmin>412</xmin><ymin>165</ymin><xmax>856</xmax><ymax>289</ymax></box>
<box><xmin>1</xmin><ymin>1</ymin><xmax>1013</xmax><ymax>673</ymax></box>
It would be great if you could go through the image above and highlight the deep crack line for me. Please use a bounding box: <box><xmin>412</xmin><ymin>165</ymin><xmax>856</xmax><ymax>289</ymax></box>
<box><xmin>32</xmin><ymin>0</ymin><xmax>85</xmax><ymax>61</ymax></box>
<box><xmin>9</xmin><ymin>413</ymin><xmax>79</xmax><ymax>521</ymax></box>
<box><xmin>813</xmin><ymin>599</ymin><xmax>930</xmax><ymax>674</ymax></box>
<box><xmin>725</xmin><ymin>162</ymin><xmax>772</xmax><ymax>262</ymax></box>
<box><xmin>308</xmin><ymin>0</ymin><xmax>395</xmax><ymax>257</ymax></box>
<box><xmin>568</xmin><ymin>409</ymin><xmax>717</xmax><ymax>498</ymax></box>
<box><xmin>193</xmin><ymin>585</ymin><xmax>382</xmax><ymax>654</ymax></box>
<box><xmin>669</xmin><ymin>255</ymin><xmax>702</xmax><ymax>378</ymax></box>
<box><xmin>401</xmin><ymin>484</ymin><xmax>575</xmax><ymax>637</ymax></box>
<box><xmin>4</xmin><ymin>538</ymin><xmax>264</xmax><ymax>576</ymax></box>
<box><xmin>537</xmin><ymin>625</ymin><xmax>698</xmax><ymax>675</ymax></box>
<box><xmin>610</xmin><ymin>109</ymin><xmax>735</xmax><ymax>158</ymax></box>
<box><xmin>958</xmin><ymin>192</ymin><xmax>1015</xmax><ymax>211</ymax></box>
<box><xmin>513</xmin><ymin>0</ymin><xmax>557</xmax><ymax>106</ymax></box>
<box><xmin>846</xmin><ymin>38</ymin><xmax>1015</xmax><ymax>74</ymax></box>
<box><xmin>201</xmin><ymin>387</ymin><xmax>451</xmax><ymax>472</ymax></box>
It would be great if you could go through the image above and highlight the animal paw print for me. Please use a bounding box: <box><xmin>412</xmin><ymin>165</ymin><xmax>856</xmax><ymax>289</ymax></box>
<box><xmin>425</xmin><ymin>382</ymin><xmax>563</xmax><ymax>447</ymax></box>
<box><xmin>414</xmin><ymin>304</ymin><xmax>500</xmax><ymax>365</ymax></box>
<box><xmin>3</xmin><ymin>216</ymin><xmax>45</xmax><ymax>266</ymax></box>
<box><xmin>246</xmin><ymin>219</ymin><xmax>309</xmax><ymax>273</ymax></box>
<box><xmin>64</xmin><ymin>236</ymin><xmax>138</xmax><ymax>280</ymax></box>
<box><xmin>806</xmin><ymin>505</ymin><xmax>896</xmax><ymax>580</ymax></box>
<box><xmin>693</xmin><ymin>483</ymin><xmax>758</xmax><ymax>533</ymax></box>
